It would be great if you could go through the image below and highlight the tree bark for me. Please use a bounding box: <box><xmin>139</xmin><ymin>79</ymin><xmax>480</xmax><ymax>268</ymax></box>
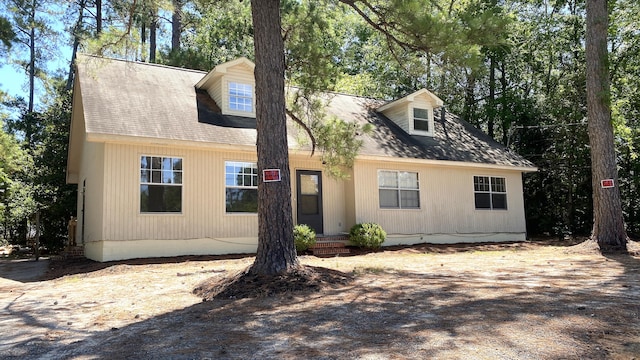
<box><xmin>96</xmin><ymin>0</ymin><xmax>102</xmax><ymax>35</ymax></box>
<box><xmin>585</xmin><ymin>0</ymin><xmax>627</xmax><ymax>252</ymax></box>
<box><xmin>149</xmin><ymin>9</ymin><xmax>157</xmax><ymax>63</ymax></box>
<box><xmin>487</xmin><ymin>55</ymin><xmax>496</xmax><ymax>139</ymax></box>
<box><xmin>171</xmin><ymin>0</ymin><xmax>182</xmax><ymax>52</ymax></box>
<box><xmin>28</xmin><ymin>0</ymin><xmax>36</xmax><ymax>113</ymax></box>
<box><xmin>500</xmin><ymin>60</ymin><xmax>508</xmax><ymax>145</ymax></box>
<box><xmin>67</xmin><ymin>0</ymin><xmax>86</xmax><ymax>90</ymax></box>
<box><xmin>141</xmin><ymin>23</ymin><xmax>146</xmax><ymax>62</ymax></box>
<box><xmin>463</xmin><ymin>70</ymin><xmax>476</xmax><ymax>126</ymax></box>
<box><xmin>249</xmin><ymin>0</ymin><xmax>299</xmax><ymax>275</ymax></box>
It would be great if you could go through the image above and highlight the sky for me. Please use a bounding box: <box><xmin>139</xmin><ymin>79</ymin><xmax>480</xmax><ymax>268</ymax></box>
<box><xmin>1</xmin><ymin>6</ymin><xmax>72</xmax><ymax>114</ymax></box>
<box><xmin>0</xmin><ymin>55</ymin><xmax>71</xmax><ymax>101</ymax></box>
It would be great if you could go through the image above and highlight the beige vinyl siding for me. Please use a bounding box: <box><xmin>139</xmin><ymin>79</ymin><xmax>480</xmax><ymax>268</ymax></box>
<box><xmin>207</xmin><ymin>76</ymin><xmax>223</xmax><ymax>110</ymax></box>
<box><xmin>84</xmin><ymin>141</ymin><xmax>527</xmax><ymax>261</ymax></box>
<box><xmin>67</xmin><ymin>81</ymin><xmax>85</xmax><ymax>184</ymax></box>
<box><xmin>381</xmin><ymin>103</ymin><xmax>409</xmax><ymax>132</ymax></box>
<box><xmin>101</xmin><ymin>143</ymin><xmax>259</xmax><ymax>241</ymax></box>
<box><xmin>79</xmin><ymin>140</ymin><xmax>105</xmax><ymax>244</ymax></box>
<box><xmin>352</xmin><ymin>160</ymin><xmax>526</xmax><ymax>236</ymax></box>
<box><xmin>98</xmin><ymin>145</ymin><xmax>351</xmax><ymax>244</ymax></box>
<box><xmin>343</xmin><ymin>171</ymin><xmax>357</xmax><ymax>232</ymax></box>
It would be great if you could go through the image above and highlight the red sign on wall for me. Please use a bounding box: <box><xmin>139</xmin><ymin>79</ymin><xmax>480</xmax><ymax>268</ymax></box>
<box><xmin>263</xmin><ymin>169</ymin><xmax>281</xmax><ymax>182</ymax></box>
<box><xmin>601</xmin><ymin>179</ymin><xmax>615</xmax><ymax>188</ymax></box>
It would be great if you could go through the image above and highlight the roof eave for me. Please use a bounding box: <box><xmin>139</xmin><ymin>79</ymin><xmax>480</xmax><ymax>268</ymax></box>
<box><xmin>378</xmin><ymin>88</ymin><xmax>444</xmax><ymax>112</ymax></box>
<box><xmin>356</xmin><ymin>154</ymin><xmax>537</xmax><ymax>172</ymax></box>
<box><xmin>195</xmin><ymin>57</ymin><xmax>256</xmax><ymax>89</ymax></box>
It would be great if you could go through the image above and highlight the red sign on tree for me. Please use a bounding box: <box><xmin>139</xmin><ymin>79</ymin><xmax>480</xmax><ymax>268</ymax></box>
<box><xmin>263</xmin><ymin>169</ymin><xmax>281</xmax><ymax>182</ymax></box>
<box><xmin>601</xmin><ymin>179</ymin><xmax>614</xmax><ymax>188</ymax></box>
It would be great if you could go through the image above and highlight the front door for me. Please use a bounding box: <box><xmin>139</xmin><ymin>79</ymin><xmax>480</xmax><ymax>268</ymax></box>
<box><xmin>296</xmin><ymin>170</ymin><xmax>324</xmax><ymax>234</ymax></box>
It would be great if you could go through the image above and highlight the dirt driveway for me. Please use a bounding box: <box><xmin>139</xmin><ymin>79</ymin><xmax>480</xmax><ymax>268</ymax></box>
<box><xmin>1</xmin><ymin>240</ymin><xmax>639</xmax><ymax>359</ymax></box>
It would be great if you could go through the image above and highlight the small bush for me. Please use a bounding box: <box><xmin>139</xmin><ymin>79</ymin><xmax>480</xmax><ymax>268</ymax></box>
<box><xmin>294</xmin><ymin>224</ymin><xmax>316</xmax><ymax>252</ymax></box>
<box><xmin>349</xmin><ymin>223</ymin><xmax>386</xmax><ymax>249</ymax></box>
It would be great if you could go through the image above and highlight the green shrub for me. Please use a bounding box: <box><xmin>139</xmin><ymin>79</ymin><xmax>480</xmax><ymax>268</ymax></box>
<box><xmin>294</xmin><ymin>224</ymin><xmax>316</xmax><ymax>252</ymax></box>
<box><xmin>349</xmin><ymin>223</ymin><xmax>386</xmax><ymax>249</ymax></box>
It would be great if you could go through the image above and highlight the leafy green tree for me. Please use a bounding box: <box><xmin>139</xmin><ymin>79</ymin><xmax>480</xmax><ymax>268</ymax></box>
<box><xmin>0</xmin><ymin>113</ymin><xmax>35</xmax><ymax>244</ymax></box>
<box><xmin>161</xmin><ymin>0</ymin><xmax>253</xmax><ymax>69</ymax></box>
<box><xmin>2</xmin><ymin>80</ymin><xmax>76</xmax><ymax>250</ymax></box>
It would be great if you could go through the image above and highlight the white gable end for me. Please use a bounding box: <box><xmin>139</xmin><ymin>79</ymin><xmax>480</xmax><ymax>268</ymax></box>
<box><xmin>378</xmin><ymin>89</ymin><xmax>444</xmax><ymax>137</ymax></box>
<box><xmin>195</xmin><ymin>57</ymin><xmax>256</xmax><ymax>118</ymax></box>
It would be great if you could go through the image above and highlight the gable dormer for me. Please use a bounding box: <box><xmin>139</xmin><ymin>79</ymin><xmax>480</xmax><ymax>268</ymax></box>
<box><xmin>195</xmin><ymin>57</ymin><xmax>256</xmax><ymax>118</ymax></box>
<box><xmin>377</xmin><ymin>89</ymin><xmax>444</xmax><ymax>137</ymax></box>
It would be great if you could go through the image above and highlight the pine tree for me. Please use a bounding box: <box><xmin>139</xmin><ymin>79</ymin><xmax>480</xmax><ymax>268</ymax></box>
<box><xmin>585</xmin><ymin>0</ymin><xmax>628</xmax><ymax>252</ymax></box>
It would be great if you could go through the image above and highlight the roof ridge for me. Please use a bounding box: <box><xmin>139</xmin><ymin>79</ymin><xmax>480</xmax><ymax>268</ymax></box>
<box><xmin>324</xmin><ymin>89</ymin><xmax>385</xmax><ymax>101</ymax></box>
<box><xmin>78</xmin><ymin>55</ymin><xmax>385</xmax><ymax>101</ymax></box>
<box><xmin>285</xmin><ymin>85</ymin><xmax>385</xmax><ymax>102</ymax></box>
<box><xmin>77</xmin><ymin>53</ymin><xmax>208</xmax><ymax>75</ymax></box>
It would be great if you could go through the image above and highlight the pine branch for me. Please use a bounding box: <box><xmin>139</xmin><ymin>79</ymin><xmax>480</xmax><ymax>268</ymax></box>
<box><xmin>285</xmin><ymin>108</ymin><xmax>317</xmax><ymax>156</ymax></box>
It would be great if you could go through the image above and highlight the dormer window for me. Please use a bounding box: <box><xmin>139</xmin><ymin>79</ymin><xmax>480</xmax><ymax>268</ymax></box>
<box><xmin>413</xmin><ymin>108</ymin><xmax>429</xmax><ymax>132</ymax></box>
<box><xmin>229</xmin><ymin>82</ymin><xmax>253</xmax><ymax>112</ymax></box>
<box><xmin>378</xmin><ymin>89</ymin><xmax>442</xmax><ymax>137</ymax></box>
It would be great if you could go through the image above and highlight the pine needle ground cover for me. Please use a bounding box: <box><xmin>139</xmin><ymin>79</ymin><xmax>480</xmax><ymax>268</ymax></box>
<box><xmin>1</xmin><ymin>240</ymin><xmax>639</xmax><ymax>359</ymax></box>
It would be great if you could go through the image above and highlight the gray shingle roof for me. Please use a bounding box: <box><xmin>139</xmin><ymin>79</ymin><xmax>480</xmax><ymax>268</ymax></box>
<box><xmin>75</xmin><ymin>55</ymin><xmax>535</xmax><ymax>169</ymax></box>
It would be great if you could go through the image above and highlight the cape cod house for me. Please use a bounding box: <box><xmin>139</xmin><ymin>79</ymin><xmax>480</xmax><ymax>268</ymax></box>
<box><xmin>67</xmin><ymin>55</ymin><xmax>536</xmax><ymax>262</ymax></box>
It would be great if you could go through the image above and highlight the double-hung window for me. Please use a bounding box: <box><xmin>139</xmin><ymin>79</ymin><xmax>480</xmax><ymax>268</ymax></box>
<box><xmin>378</xmin><ymin>170</ymin><xmax>420</xmax><ymax>209</ymax></box>
<box><xmin>228</xmin><ymin>82</ymin><xmax>253</xmax><ymax>112</ymax></box>
<box><xmin>225</xmin><ymin>161</ymin><xmax>258</xmax><ymax>213</ymax></box>
<box><xmin>140</xmin><ymin>156</ymin><xmax>182</xmax><ymax>213</ymax></box>
<box><xmin>474</xmin><ymin>176</ymin><xmax>507</xmax><ymax>210</ymax></box>
<box><xmin>413</xmin><ymin>108</ymin><xmax>429</xmax><ymax>132</ymax></box>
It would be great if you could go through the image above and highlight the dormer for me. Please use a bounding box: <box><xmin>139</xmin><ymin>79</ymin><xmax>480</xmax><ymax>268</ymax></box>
<box><xmin>195</xmin><ymin>57</ymin><xmax>256</xmax><ymax>118</ymax></box>
<box><xmin>377</xmin><ymin>89</ymin><xmax>444</xmax><ymax>137</ymax></box>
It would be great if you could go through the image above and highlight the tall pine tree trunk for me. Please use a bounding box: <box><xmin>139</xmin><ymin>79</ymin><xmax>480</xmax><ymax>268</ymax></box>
<box><xmin>500</xmin><ymin>60</ymin><xmax>508</xmax><ymax>145</ymax></box>
<box><xmin>463</xmin><ymin>70</ymin><xmax>476</xmax><ymax>126</ymax></box>
<box><xmin>585</xmin><ymin>0</ymin><xmax>627</xmax><ymax>252</ymax></box>
<box><xmin>487</xmin><ymin>55</ymin><xmax>496</xmax><ymax>139</ymax></box>
<box><xmin>96</xmin><ymin>0</ymin><xmax>102</xmax><ymax>35</ymax></box>
<box><xmin>28</xmin><ymin>0</ymin><xmax>36</xmax><ymax>113</ymax></box>
<box><xmin>141</xmin><ymin>23</ymin><xmax>146</xmax><ymax>62</ymax></box>
<box><xmin>249</xmin><ymin>0</ymin><xmax>299</xmax><ymax>275</ymax></box>
<box><xmin>171</xmin><ymin>0</ymin><xmax>182</xmax><ymax>52</ymax></box>
<box><xmin>67</xmin><ymin>0</ymin><xmax>86</xmax><ymax>90</ymax></box>
<box><xmin>149</xmin><ymin>9</ymin><xmax>157</xmax><ymax>63</ymax></box>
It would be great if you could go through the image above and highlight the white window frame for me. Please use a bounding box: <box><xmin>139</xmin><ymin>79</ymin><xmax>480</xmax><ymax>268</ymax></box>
<box><xmin>408</xmin><ymin>105</ymin><xmax>434</xmax><ymax>136</ymax></box>
<box><xmin>228</xmin><ymin>82</ymin><xmax>253</xmax><ymax>113</ymax></box>
<box><xmin>473</xmin><ymin>175</ymin><xmax>507</xmax><ymax>210</ymax></box>
<box><xmin>412</xmin><ymin>107</ymin><xmax>430</xmax><ymax>133</ymax></box>
<box><xmin>139</xmin><ymin>155</ymin><xmax>183</xmax><ymax>214</ymax></box>
<box><xmin>225</xmin><ymin>161</ymin><xmax>258</xmax><ymax>213</ymax></box>
<box><xmin>377</xmin><ymin>170</ymin><xmax>421</xmax><ymax>209</ymax></box>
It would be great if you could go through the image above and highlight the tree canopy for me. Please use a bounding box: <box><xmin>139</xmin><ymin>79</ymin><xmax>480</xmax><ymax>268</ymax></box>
<box><xmin>1</xmin><ymin>0</ymin><xmax>639</xmax><ymax>255</ymax></box>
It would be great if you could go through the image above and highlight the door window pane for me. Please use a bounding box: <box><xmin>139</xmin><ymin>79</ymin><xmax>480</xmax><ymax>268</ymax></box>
<box><xmin>300</xmin><ymin>174</ymin><xmax>319</xmax><ymax>195</ymax></box>
<box><xmin>300</xmin><ymin>195</ymin><xmax>319</xmax><ymax>215</ymax></box>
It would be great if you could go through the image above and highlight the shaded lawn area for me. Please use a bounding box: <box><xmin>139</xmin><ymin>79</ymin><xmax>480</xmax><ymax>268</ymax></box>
<box><xmin>1</xmin><ymin>240</ymin><xmax>639</xmax><ymax>359</ymax></box>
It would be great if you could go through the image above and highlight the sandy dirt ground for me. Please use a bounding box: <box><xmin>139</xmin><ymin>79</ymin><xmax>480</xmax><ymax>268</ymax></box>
<box><xmin>1</xmin><ymin>240</ymin><xmax>639</xmax><ymax>359</ymax></box>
